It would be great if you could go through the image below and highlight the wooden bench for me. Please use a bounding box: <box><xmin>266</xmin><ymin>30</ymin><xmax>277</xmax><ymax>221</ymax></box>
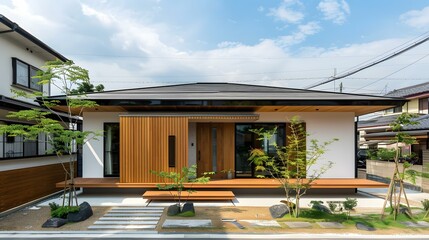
<box><xmin>142</xmin><ymin>190</ymin><xmax>236</xmax><ymax>206</ymax></box>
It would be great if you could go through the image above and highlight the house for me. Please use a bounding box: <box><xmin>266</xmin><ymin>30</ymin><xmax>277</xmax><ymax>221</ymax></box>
<box><xmin>359</xmin><ymin>81</ymin><xmax>429</xmax><ymax>164</ymax></box>
<box><xmin>0</xmin><ymin>15</ymin><xmax>70</xmax><ymax>212</ymax></box>
<box><xmin>48</xmin><ymin>82</ymin><xmax>405</xmax><ymax>191</ymax></box>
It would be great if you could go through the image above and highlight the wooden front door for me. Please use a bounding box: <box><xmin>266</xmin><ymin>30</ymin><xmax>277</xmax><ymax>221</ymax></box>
<box><xmin>196</xmin><ymin>123</ymin><xmax>225</xmax><ymax>178</ymax></box>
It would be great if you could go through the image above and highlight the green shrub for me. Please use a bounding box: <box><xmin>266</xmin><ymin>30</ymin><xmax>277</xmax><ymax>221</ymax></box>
<box><xmin>343</xmin><ymin>198</ymin><xmax>357</xmax><ymax>211</ymax></box>
<box><xmin>328</xmin><ymin>202</ymin><xmax>338</xmax><ymax>212</ymax></box>
<box><xmin>48</xmin><ymin>202</ymin><xmax>60</xmax><ymax>212</ymax></box>
<box><xmin>376</xmin><ymin>148</ymin><xmax>396</xmax><ymax>161</ymax></box>
<box><xmin>422</xmin><ymin>199</ymin><xmax>429</xmax><ymax>211</ymax></box>
<box><xmin>51</xmin><ymin>206</ymin><xmax>80</xmax><ymax>219</ymax></box>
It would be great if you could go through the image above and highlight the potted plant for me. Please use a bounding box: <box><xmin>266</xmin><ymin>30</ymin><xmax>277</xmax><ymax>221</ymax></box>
<box><xmin>221</xmin><ymin>169</ymin><xmax>234</xmax><ymax>179</ymax></box>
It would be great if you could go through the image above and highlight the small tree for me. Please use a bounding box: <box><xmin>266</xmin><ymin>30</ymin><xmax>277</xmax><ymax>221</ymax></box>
<box><xmin>151</xmin><ymin>164</ymin><xmax>213</xmax><ymax>208</ymax></box>
<box><xmin>343</xmin><ymin>198</ymin><xmax>357</xmax><ymax>219</ymax></box>
<box><xmin>0</xmin><ymin>60</ymin><xmax>102</xmax><ymax>208</ymax></box>
<box><xmin>248</xmin><ymin>116</ymin><xmax>337</xmax><ymax>217</ymax></box>
<box><xmin>381</xmin><ymin>113</ymin><xmax>418</xmax><ymax>220</ymax></box>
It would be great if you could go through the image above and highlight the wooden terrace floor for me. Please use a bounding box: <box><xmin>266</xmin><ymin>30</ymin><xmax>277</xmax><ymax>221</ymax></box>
<box><xmin>57</xmin><ymin>177</ymin><xmax>388</xmax><ymax>189</ymax></box>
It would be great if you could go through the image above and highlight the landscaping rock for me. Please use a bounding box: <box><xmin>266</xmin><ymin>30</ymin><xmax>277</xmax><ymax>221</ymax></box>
<box><xmin>42</xmin><ymin>218</ymin><xmax>67</xmax><ymax>228</ymax></box>
<box><xmin>356</xmin><ymin>222</ymin><xmax>376</xmax><ymax>231</ymax></box>
<box><xmin>311</xmin><ymin>204</ymin><xmax>332</xmax><ymax>214</ymax></box>
<box><xmin>67</xmin><ymin>202</ymin><xmax>93</xmax><ymax>222</ymax></box>
<box><xmin>167</xmin><ymin>204</ymin><xmax>180</xmax><ymax>216</ymax></box>
<box><xmin>178</xmin><ymin>202</ymin><xmax>195</xmax><ymax>217</ymax></box>
<box><xmin>269</xmin><ymin>204</ymin><xmax>290</xmax><ymax>218</ymax></box>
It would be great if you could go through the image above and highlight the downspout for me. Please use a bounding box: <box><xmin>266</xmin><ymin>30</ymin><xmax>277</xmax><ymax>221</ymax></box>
<box><xmin>355</xmin><ymin>116</ymin><xmax>359</xmax><ymax>193</ymax></box>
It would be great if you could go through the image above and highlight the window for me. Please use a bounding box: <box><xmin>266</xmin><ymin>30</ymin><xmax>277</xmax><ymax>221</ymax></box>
<box><xmin>168</xmin><ymin>135</ymin><xmax>176</xmax><ymax>168</ymax></box>
<box><xmin>104</xmin><ymin>123</ymin><xmax>120</xmax><ymax>177</ymax></box>
<box><xmin>12</xmin><ymin>58</ymin><xmax>42</xmax><ymax>91</ymax></box>
<box><xmin>235</xmin><ymin>123</ymin><xmax>286</xmax><ymax>178</ymax></box>
<box><xmin>1</xmin><ymin>133</ymin><xmax>53</xmax><ymax>159</ymax></box>
<box><xmin>419</xmin><ymin>98</ymin><xmax>429</xmax><ymax>114</ymax></box>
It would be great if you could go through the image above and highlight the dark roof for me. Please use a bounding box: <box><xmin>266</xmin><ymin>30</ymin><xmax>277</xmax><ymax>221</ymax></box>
<box><xmin>385</xmin><ymin>81</ymin><xmax>429</xmax><ymax>98</ymax></box>
<box><xmin>0</xmin><ymin>15</ymin><xmax>68</xmax><ymax>62</ymax></box>
<box><xmin>359</xmin><ymin>114</ymin><xmax>429</xmax><ymax>131</ymax></box>
<box><xmin>56</xmin><ymin>82</ymin><xmax>404</xmax><ymax>101</ymax></box>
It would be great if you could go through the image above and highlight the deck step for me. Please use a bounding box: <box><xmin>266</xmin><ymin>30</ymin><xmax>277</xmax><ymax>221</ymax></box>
<box><xmin>99</xmin><ymin>217</ymin><xmax>160</xmax><ymax>221</ymax></box>
<box><xmin>88</xmin><ymin>225</ymin><xmax>157</xmax><ymax>230</ymax></box>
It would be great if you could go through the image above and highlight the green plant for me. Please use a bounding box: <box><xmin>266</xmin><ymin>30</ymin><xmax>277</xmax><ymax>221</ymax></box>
<box><xmin>343</xmin><ymin>198</ymin><xmax>358</xmax><ymax>219</ymax></box>
<box><xmin>151</xmin><ymin>164</ymin><xmax>213</xmax><ymax>208</ymax></box>
<box><xmin>422</xmin><ymin>199</ymin><xmax>429</xmax><ymax>211</ymax></box>
<box><xmin>51</xmin><ymin>206</ymin><xmax>80</xmax><ymax>219</ymax></box>
<box><xmin>309</xmin><ymin>200</ymin><xmax>324</xmax><ymax>208</ymax></box>
<box><xmin>381</xmin><ymin>113</ymin><xmax>419</xmax><ymax>220</ymax></box>
<box><xmin>248</xmin><ymin>116</ymin><xmax>337</xmax><ymax>218</ymax></box>
<box><xmin>328</xmin><ymin>202</ymin><xmax>338</xmax><ymax>212</ymax></box>
<box><xmin>49</xmin><ymin>202</ymin><xmax>60</xmax><ymax>212</ymax></box>
<box><xmin>376</xmin><ymin>148</ymin><xmax>396</xmax><ymax>161</ymax></box>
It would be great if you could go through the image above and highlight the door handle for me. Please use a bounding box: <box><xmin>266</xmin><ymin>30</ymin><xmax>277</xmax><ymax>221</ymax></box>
<box><xmin>198</xmin><ymin>151</ymin><xmax>201</xmax><ymax>161</ymax></box>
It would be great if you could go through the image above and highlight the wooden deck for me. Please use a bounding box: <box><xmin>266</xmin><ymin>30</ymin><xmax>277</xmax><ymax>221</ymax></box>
<box><xmin>56</xmin><ymin>177</ymin><xmax>388</xmax><ymax>189</ymax></box>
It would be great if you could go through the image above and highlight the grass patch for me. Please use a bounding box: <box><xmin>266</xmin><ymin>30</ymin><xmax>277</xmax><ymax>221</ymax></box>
<box><xmin>277</xmin><ymin>208</ymin><xmax>428</xmax><ymax>229</ymax></box>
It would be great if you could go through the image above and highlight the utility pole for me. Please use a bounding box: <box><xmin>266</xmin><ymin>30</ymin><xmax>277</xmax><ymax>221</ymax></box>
<box><xmin>339</xmin><ymin>82</ymin><xmax>343</xmax><ymax>93</ymax></box>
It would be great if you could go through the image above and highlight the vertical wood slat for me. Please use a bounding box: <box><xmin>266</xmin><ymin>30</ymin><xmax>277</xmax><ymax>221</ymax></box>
<box><xmin>119</xmin><ymin>116</ymin><xmax>188</xmax><ymax>183</ymax></box>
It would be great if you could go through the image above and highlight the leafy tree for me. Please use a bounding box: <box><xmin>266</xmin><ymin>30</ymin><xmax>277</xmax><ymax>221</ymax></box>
<box><xmin>0</xmin><ymin>60</ymin><xmax>100</xmax><ymax>207</ymax></box>
<box><xmin>151</xmin><ymin>164</ymin><xmax>213</xmax><ymax>208</ymax></box>
<box><xmin>70</xmin><ymin>81</ymin><xmax>104</xmax><ymax>94</ymax></box>
<box><xmin>248</xmin><ymin>116</ymin><xmax>337</xmax><ymax>217</ymax></box>
<box><xmin>381</xmin><ymin>112</ymin><xmax>418</xmax><ymax>220</ymax></box>
<box><xmin>343</xmin><ymin>198</ymin><xmax>358</xmax><ymax>219</ymax></box>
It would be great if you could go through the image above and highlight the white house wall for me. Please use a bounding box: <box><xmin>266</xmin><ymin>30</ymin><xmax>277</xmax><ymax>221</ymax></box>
<box><xmin>82</xmin><ymin>112</ymin><xmax>124</xmax><ymax>178</ymax></box>
<box><xmin>82</xmin><ymin>112</ymin><xmax>355</xmax><ymax>179</ymax></box>
<box><xmin>0</xmin><ymin>34</ymin><xmax>50</xmax><ymax>102</ymax></box>
<box><xmin>258</xmin><ymin>112</ymin><xmax>355</xmax><ymax>178</ymax></box>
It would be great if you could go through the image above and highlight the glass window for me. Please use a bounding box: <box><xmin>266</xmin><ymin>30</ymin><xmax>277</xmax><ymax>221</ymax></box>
<box><xmin>235</xmin><ymin>123</ymin><xmax>286</xmax><ymax>178</ymax></box>
<box><xmin>419</xmin><ymin>98</ymin><xmax>428</xmax><ymax>114</ymax></box>
<box><xmin>12</xmin><ymin>58</ymin><xmax>43</xmax><ymax>91</ymax></box>
<box><xmin>104</xmin><ymin>123</ymin><xmax>120</xmax><ymax>177</ymax></box>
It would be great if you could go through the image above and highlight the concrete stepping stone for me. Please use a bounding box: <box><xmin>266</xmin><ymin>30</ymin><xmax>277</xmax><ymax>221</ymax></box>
<box><xmin>284</xmin><ymin>221</ymin><xmax>312</xmax><ymax>228</ymax></box>
<box><xmin>88</xmin><ymin>225</ymin><xmax>157</xmax><ymax>230</ymax></box>
<box><xmin>316</xmin><ymin>222</ymin><xmax>344</xmax><ymax>229</ymax></box>
<box><xmin>110</xmin><ymin>209</ymin><xmax>164</xmax><ymax>213</ymax></box>
<box><xmin>401</xmin><ymin>221</ymin><xmax>429</xmax><ymax>228</ymax></box>
<box><xmin>100</xmin><ymin>217</ymin><xmax>160</xmax><ymax>221</ymax></box>
<box><xmin>94</xmin><ymin>220</ymin><xmax>158</xmax><ymax>225</ymax></box>
<box><xmin>105</xmin><ymin>213</ymin><xmax>162</xmax><ymax>217</ymax></box>
<box><xmin>241</xmin><ymin>220</ymin><xmax>281</xmax><ymax>227</ymax></box>
<box><xmin>162</xmin><ymin>219</ymin><xmax>212</xmax><ymax>228</ymax></box>
<box><xmin>112</xmin><ymin>207</ymin><xmax>164</xmax><ymax>210</ymax></box>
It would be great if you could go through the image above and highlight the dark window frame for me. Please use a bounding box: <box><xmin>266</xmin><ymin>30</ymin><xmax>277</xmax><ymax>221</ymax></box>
<box><xmin>234</xmin><ymin>122</ymin><xmax>286</xmax><ymax>178</ymax></box>
<box><xmin>168</xmin><ymin>135</ymin><xmax>176</xmax><ymax>168</ymax></box>
<box><xmin>103</xmin><ymin>122</ymin><xmax>120</xmax><ymax>177</ymax></box>
<box><xmin>419</xmin><ymin>98</ymin><xmax>429</xmax><ymax>114</ymax></box>
<box><xmin>12</xmin><ymin>57</ymin><xmax>43</xmax><ymax>92</ymax></box>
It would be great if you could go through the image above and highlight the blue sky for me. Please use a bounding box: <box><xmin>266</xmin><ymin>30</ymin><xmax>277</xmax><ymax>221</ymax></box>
<box><xmin>1</xmin><ymin>0</ymin><xmax>429</xmax><ymax>94</ymax></box>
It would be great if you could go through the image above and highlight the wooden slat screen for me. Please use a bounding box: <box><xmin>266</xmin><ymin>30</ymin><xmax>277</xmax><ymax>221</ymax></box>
<box><xmin>119</xmin><ymin>116</ymin><xmax>188</xmax><ymax>183</ymax></box>
<box><xmin>0</xmin><ymin>163</ymin><xmax>74</xmax><ymax>212</ymax></box>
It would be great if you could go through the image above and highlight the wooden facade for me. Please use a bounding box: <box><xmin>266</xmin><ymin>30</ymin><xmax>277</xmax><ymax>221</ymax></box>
<box><xmin>119</xmin><ymin>116</ymin><xmax>188</xmax><ymax>183</ymax></box>
<box><xmin>0</xmin><ymin>163</ymin><xmax>72</xmax><ymax>212</ymax></box>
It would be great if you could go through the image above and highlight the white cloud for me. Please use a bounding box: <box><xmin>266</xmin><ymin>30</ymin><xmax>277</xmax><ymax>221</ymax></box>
<box><xmin>400</xmin><ymin>6</ymin><xmax>429</xmax><ymax>29</ymax></box>
<box><xmin>268</xmin><ymin>0</ymin><xmax>304</xmax><ymax>24</ymax></box>
<box><xmin>317</xmin><ymin>0</ymin><xmax>350</xmax><ymax>25</ymax></box>
<box><xmin>81</xmin><ymin>4</ymin><xmax>114</xmax><ymax>26</ymax></box>
<box><xmin>275</xmin><ymin>21</ymin><xmax>321</xmax><ymax>47</ymax></box>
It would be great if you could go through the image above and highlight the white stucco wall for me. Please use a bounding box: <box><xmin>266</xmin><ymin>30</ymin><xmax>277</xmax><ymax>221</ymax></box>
<box><xmin>82</xmin><ymin>112</ymin><xmax>124</xmax><ymax>178</ymax></box>
<box><xmin>82</xmin><ymin>111</ymin><xmax>355</xmax><ymax>179</ymax></box>
<box><xmin>0</xmin><ymin>35</ymin><xmax>51</xmax><ymax>102</ymax></box>
<box><xmin>0</xmin><ymin>155</ymin><xmax>72</xmax><ymax>172</ymax></box>
<box><xmin>258</xmin><ymin>112</ymin><xmax>355</xmax><ymax>178</ymax></box>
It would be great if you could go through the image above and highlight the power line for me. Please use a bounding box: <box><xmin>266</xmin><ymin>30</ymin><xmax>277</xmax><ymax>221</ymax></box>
<box><xmin>304</xmin><ymin>32</ymin><xmax>429</xmax><ymax>89</ymax></box>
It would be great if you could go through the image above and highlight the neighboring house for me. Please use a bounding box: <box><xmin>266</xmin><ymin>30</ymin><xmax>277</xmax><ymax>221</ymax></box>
<box><xmin>48</xmin><ymin>83</ymin><xmax>404</xmax><ymax>190</ymax></box>
<box><xmin>0</xmin><ymin>15</ymin><xmax>70</xmax><ymax>212</ymax></box>
<box><xmin>359</xmin><ymin>82</ymin><xmax>429</xmax><ymax>164</ymax></box>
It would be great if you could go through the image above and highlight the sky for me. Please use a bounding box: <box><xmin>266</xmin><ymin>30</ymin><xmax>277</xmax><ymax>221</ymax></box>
<box><xmin>1</xmin><ymin>0</ymin><xmax>429</xmax><ymax>95</ymax></box>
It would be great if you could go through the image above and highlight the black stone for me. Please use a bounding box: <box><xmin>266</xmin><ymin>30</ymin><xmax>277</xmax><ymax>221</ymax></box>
<box><xmin>181</xmin><ymin>202</ymin><xmax>195</xmax><ymax>214</ymax></box>
<box><xmin>269</xmin><ymin>204</ymin><xmax>290</xmax><ymax>218</ymax></box>
<box><xmin>312</xmin><ymin>204</ymin><xmax>332</xmax><ymax>214</ymax></box>
<box><xmin>356</xmin><ymin>222</ymin><xmax>376</xmax><ymax>231</ymax></box>
<box><xmin>167</xmin><ymin>204</ymin><xmax>180</xmax><ymax>216</ymax></box>
<box><xmin>67</xmin><ymin>202</ymin><xmax>93</xmax><ymax>223</ymax></box>
<box><xmin>42</xmin><ymin>218</ymin><xmax>67</xmax><ymax>228</ymax></box>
